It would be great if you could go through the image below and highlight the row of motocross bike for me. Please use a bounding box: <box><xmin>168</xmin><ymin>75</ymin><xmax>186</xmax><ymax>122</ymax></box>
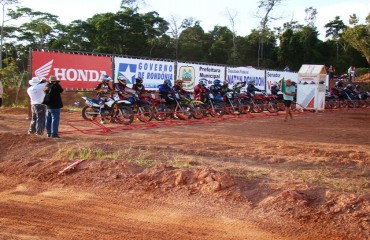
<box><xmin>81</xmin><ymin>90</ymin><xmax>296</xmax><ymax>125</ymax></box>
<box><xmin>325</xmin><ymin>89</ymin><xmax>370</xmax><ymax>109</ymax></box>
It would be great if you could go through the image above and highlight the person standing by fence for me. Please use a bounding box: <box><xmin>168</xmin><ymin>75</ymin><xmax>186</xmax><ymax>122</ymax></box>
<box><xmin>283</xmin><ymin>79</ymin><xmax>295</xmax><ymax>122</ymax></box>
<box><xmin>44</xmin><ymin>75</ymin><xmax>64</xmax><ymax>138</ymax></box>
<box><xmin>328</xmin><ymin>65</ymin><xmax>335</xmax><ymax>81</ymax></box>
<box><xmin>27</xmin><ymin>77</ymin><xmax>48</xmax><ymax>135</ymax></box>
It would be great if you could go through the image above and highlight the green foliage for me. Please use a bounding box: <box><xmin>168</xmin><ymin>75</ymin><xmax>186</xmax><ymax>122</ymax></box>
<box><xmin>0</xmin><ymin>1</ymin><xmax>368</xmax><ymax>78</ymax></box>
<box><xmin>356</xmin><ymin>68</ymin><xmax>370</xmax><ymax>76</ymax></box>
<box><xmin>59</xmin><ymin>147</ymin><xmax>120</xmax><ymax>161</ymax></box>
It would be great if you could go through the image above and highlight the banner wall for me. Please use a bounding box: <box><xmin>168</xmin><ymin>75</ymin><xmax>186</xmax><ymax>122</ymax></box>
<box><xmin>226</xmin><ymin>67</ymin><xmax>265</xmax><ymax>91</ymax></box>
<box><xmin>32</xmin><ymin>51</ymin><xmax>112</xmax><ymax>89</ymax></box>
<box><xmin>177</xmin><ymin>62</ymin><xmax>225</xmax><ymax>90</ymax></box>
<box><xmin>265</xmin><ymin>71</ymin><xmax>298</xmax><ymax>94</ymax></box>
<box><xmin>114</xmin><ymin>57</ymin><xmax>175</xmax><ymax>90</ymax></box>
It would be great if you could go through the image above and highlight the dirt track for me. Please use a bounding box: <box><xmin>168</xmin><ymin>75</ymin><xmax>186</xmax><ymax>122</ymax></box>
<box><xmin>0</xmin><ymin>107</ymin><xmax>369</xmax><ymax>240</ymax></box>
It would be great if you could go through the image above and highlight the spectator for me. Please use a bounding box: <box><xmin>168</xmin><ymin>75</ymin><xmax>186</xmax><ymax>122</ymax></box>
<box><xmin>328</xmin><ymin>65</ymin><xmax>335</xmax><ymax>81</ymax></box>
<box><xmin>284</xmin><ymin>65</ymin><xmax>290</xmax><ymax>72</ymax></box>
<box><xmin>283</xmin><ymin>79</ymin><xmax>295</xmax><ymax>122</ymax></box>
<box><xmin>27</xmin><ymin>77</ymin><xmax>48</xmax><ymax>135</ymax></box>
<box><xmin>347</xmin><ymin>66</ymin><xmax>353</xmax><ymax>82</ymax></box>
<box><xmin>349</xmin><ymin>67</ymin><xmax>357</xmax><ymax>82</ymax></box>
<box><xmin>44</xmin><ymin>75</ymin><xmax>64</xmax><ymax>138</ymax></box>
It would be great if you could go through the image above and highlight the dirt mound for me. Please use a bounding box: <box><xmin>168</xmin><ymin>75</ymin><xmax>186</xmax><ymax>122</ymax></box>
<box><xmin>356</xmin><ymin>73</ymin><xmax>370</xmax><ymax>82</ymax></box>
<box><xmin>0</xmin><ymin>108</ymin><xmax>370</xmax><ymax>239</ymax></box>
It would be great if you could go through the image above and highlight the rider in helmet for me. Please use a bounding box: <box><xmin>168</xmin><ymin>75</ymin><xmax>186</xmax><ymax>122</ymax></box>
<box><xmin>159</xmin><ymin>79</ymin><xmax>175</xmax><ymax>104</ymax></box>
<box><xmin>232</xmin><ymin>80</ymin><xmax>246</xmax><ymax>94</ymax></box>
<box><xmin>220</xmin><ymin>80</ymin><xmax>231</xmax><ymax>97</ymax></box>
<box><xmin>94</xmin><ymin>74</ymin><xmax>114</xmax><ymax>123</ymax></box>
<box><xmin>270</xmin><ymin>82</ymin><xmax>280</xmax><ymax>96</ymax></box>
<box><xmin>246</xmin><ymin>80</ymin><xmax>262</xmax><ymax>97</ymax></box>
<box><xmin>209</xmin><ymin>79</ymin><xmax>223</xmax><ymax>102</ymax></box>
<box><xmin>194</xmin><ymin>78</ymin><xmax>209</xmax><ymax>101</ymax></box>
<box><xmin>115</xmin><ymin>75</ymin><xmax>136</xmax><ymax>103</ymax></box>
<box><xmin>173</xmin><ymin>79</ymin><xmax>190</xmax><ymax>96</ymax></box>
<box><xmin>330</xmin><ymin>81</ymin><xmax>344</xmax><ymax>97</ymax></box>
<box><xmin>132</xmin><ymin>77</ymin><xmax>146</xmax><ymax>96</ymax></box>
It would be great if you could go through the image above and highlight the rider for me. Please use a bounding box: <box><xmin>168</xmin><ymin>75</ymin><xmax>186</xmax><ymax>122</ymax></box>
<box><xmin>95</xmin><ymin>74</ymin><xmax>114</xmax><ymax>123</ymax></box>
<box><xmin>220</xmin><ymin>80</ymin><xmax>231</xmax><ymax>97</ymax></box>
<box><xmin>132</xmin><ymin>77</ymin><xmax>147</xmax><ymax>96</ymax></box>
<box><xmin>158</xmin><ymin>79</ymin><xmax>175</xmax><ymax>104</ymax></box>
<box><xmin>330</xmin><ymin>81</ymin><xmax>344</xmax><ymax>97</ymax></box>
<box><xmin>115</xmin><ymin>76</ymin><xmax>136</xmax><ymax>103</ymax></box>
<box><xmin>270</xmin><ymin>82</ymin><xmax>280</xmax><ymax>96</ymax></box>
<box><xmin>209</xmin><ymin>79</ymin><xmax>223</xmax><ymax>102</ymax></box>
<box><xmin>232</xmin><ymin>80</ymin><xmax>246</xmax><ymax>94</ymax></box>
<box><xmin>194</xmin><ymin>79</ymin><xmax>208</xmax><ymax>102</ymax></box>
<box><xmin>173</xmin><ymin>79</ymin><xmax>190</xmax><ymax>97</ymax></box>
<box><xmin>246</xmin><ymin>80</ymin><xmax>262</xmax><ymax>97</ymax></box>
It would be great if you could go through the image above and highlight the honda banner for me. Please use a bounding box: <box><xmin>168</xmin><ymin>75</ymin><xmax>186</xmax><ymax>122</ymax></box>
<box><xmin>32</xmin><ymin>51</ymin><xmax>112</xmax><ymax>89</ymax></box>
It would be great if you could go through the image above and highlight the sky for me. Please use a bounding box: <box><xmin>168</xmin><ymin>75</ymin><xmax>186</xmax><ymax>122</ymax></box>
<box><xmin>13</xmin><ymin>0</ymin><xmax>370</xmax><ymax>40</ymax></box>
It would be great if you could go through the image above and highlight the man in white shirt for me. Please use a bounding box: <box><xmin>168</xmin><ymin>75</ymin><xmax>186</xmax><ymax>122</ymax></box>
<box><xmin>27</xmin><ymin>77</ymin><xmax>48</xmax><ymax>135</ymax></box>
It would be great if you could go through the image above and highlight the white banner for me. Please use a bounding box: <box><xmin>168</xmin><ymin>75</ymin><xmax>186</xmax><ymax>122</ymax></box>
<box><xmin>226</xmin><ymin>67</ymin><xmax>265</xmax><ymax>91</ymax></box>
<box><xmin>114</xmin><ymin>57</ymin><xmax>175</xmax><ymax>90</ymax></box>
<box><xmin>265</xmin><ymin>71</ymin><xmax>298</xmax><ymax>94</ymax></box>
<box><xmin>177</xmin><ymin>62</ymin><xmax>225</xmax><ymax>90</ymax></box>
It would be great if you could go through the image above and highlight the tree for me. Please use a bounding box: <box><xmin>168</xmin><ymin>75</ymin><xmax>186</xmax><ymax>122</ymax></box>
<box><xmin>0</xmin><ymin>0</ymin><xmax>19</xmax><ymax>68</ymax></box>
<box><xmin>167</xmin><ymin>16</ymin><xmax>195</xmax><ymax>60</ymax></box>
<box><xmin>256</xmin><ymin>0</ymin><xmax>283</xmax><ymax>67</ymax></box>
<box><xmin>324</xmin><ymin>16</ymin><xmax>346</xmax><ymax>61</ymax></box>
<box><xmin>342</xmin><ymin>14</ymin><xmax>370</xmax><ymax>65</ymax></box>
<box><xmin>224</xmin><ymin>8</ymin><xmax>239</xmax><ymax>65</ymax></box>
<box><xmin>178</xmin><ymin>23</ymin><xmax>207</xmax><ymax>62</ymax></box>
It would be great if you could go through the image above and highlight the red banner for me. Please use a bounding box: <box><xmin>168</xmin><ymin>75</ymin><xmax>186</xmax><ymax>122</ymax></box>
<box><xmin>32</xmin><ymin>51</ymin><xmax>112</xmax><ymax>89</ymax></box>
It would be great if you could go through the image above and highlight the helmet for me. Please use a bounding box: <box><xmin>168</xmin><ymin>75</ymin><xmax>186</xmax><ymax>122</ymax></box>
<box><xmin>235</xmin><ymin>80</ymin><xmax>246</xmax><ymax>87</ymax></box>
<box><xmin>355</xmin><ymin>84</ymin><xmax>360</xmax><ymax>90</ymax></box>
<box><xmin>175</xmin><ymin>79</ymin><xmax>183</xmax><ymax>87</ymax></box>
<box><xmin>135</xmin><ymin>77</ymin><xmax>143</xmax><ymax>84</ymax></box>
<box><xmin>199</xmin><ymin>79</ymin><xmax>207</xmax><ymax>87</ymax></box>
<box><xmin>223</xmin><ymin>80</ymin><xmax>229</xmax><ymax>86</ymax></box>
<box><xmin>336</xmin><ymin>81</ymin><xmax>343</xmax><ymax>87</ymax></box>
<box><xmin>347</xmin><ymin>83</ymin><xmax>355</xmax><ymax>91</ymax></box>
<box><xmin>164</xmin><ymin>79</ymin><xmax>172</xmax><ymax>87</ymax></box>
<box><xmin>117</xmin><ymin>76</ymin><xmax>127</xmax><ymax>85</ymax></box>
<box><xmin>100</xmin><ymin>74</ymin><xmax>112</xmax><ymax>82</ymax></box>
<box><xmin>249</xmin><ymin>80</ymin><xmax>255</xmax><ymax>85</ymax></box>
<box><xmin>213</xmin><ymin>79</ymin><xmax>221</xmax><ymax>86</ymax></box>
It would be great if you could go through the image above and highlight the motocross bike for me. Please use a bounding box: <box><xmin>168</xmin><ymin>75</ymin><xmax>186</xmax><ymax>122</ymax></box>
<box><xmin>224</xmin><ymin>91</ymin><xmax>250</xmax><ymax>115</ymax></box>
<box><xmin>162</xmin><ymin>92</ymin><xmax>195</xmax><ymax>120</ymax></box>
<box><xmin>143</xmin><ymin>93</ymin><xmax>171</xmax><ymax>121</ymax></box>
<box><xmin>181</xmin><ymin>93</ymin><xmax>206</xmax><ymax>119</ymax></box>
<box><xmin>123</xmin><ymin>92</ymin><xmax>154</xmax><ymax>122</ymax></box>
<box><xmin>81</xmin><ymin>92</ymin><xmax>134</xmax><ymax>124</ymax></box>
<box><xmin>259</xmin><ymin>91</ymin><xmax>279</xmax><ymax>113</ymax></box>
<box><xmin>202</xmin><ymin>92</ymin><xmax>227</xmax><ymax>117</ymax></box>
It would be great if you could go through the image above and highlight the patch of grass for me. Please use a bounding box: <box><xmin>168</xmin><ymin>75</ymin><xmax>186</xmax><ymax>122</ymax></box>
<box><xmin>127</xmin><ymin>150</ymin><xmax>155</xmax><ymax>167</ymax></box>
<box><xmin>293</xmin><ymin>166</ymin><xmax>369</xmax><ymax>193</ymax></box>
<box><xmin>225</xmin><ymin>167</ymin><xmax>270</xmax><ymax>180</ymax></box>
<box><xmin>57</xmin><ymin>147</ymin><xmax>120</xmax><ymax>161</ymax></box>
<box><xmin>169</xmin><ymin>155</ymin><xmax>202</xmax><ymax>168</ymax></box>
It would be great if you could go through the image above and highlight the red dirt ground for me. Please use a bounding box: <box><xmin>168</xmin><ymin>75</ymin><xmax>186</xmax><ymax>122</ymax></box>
<box><xmin>0</xmin><ymin>107</ymin><xmax>369</xmax><ymax>240</ymax></box>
